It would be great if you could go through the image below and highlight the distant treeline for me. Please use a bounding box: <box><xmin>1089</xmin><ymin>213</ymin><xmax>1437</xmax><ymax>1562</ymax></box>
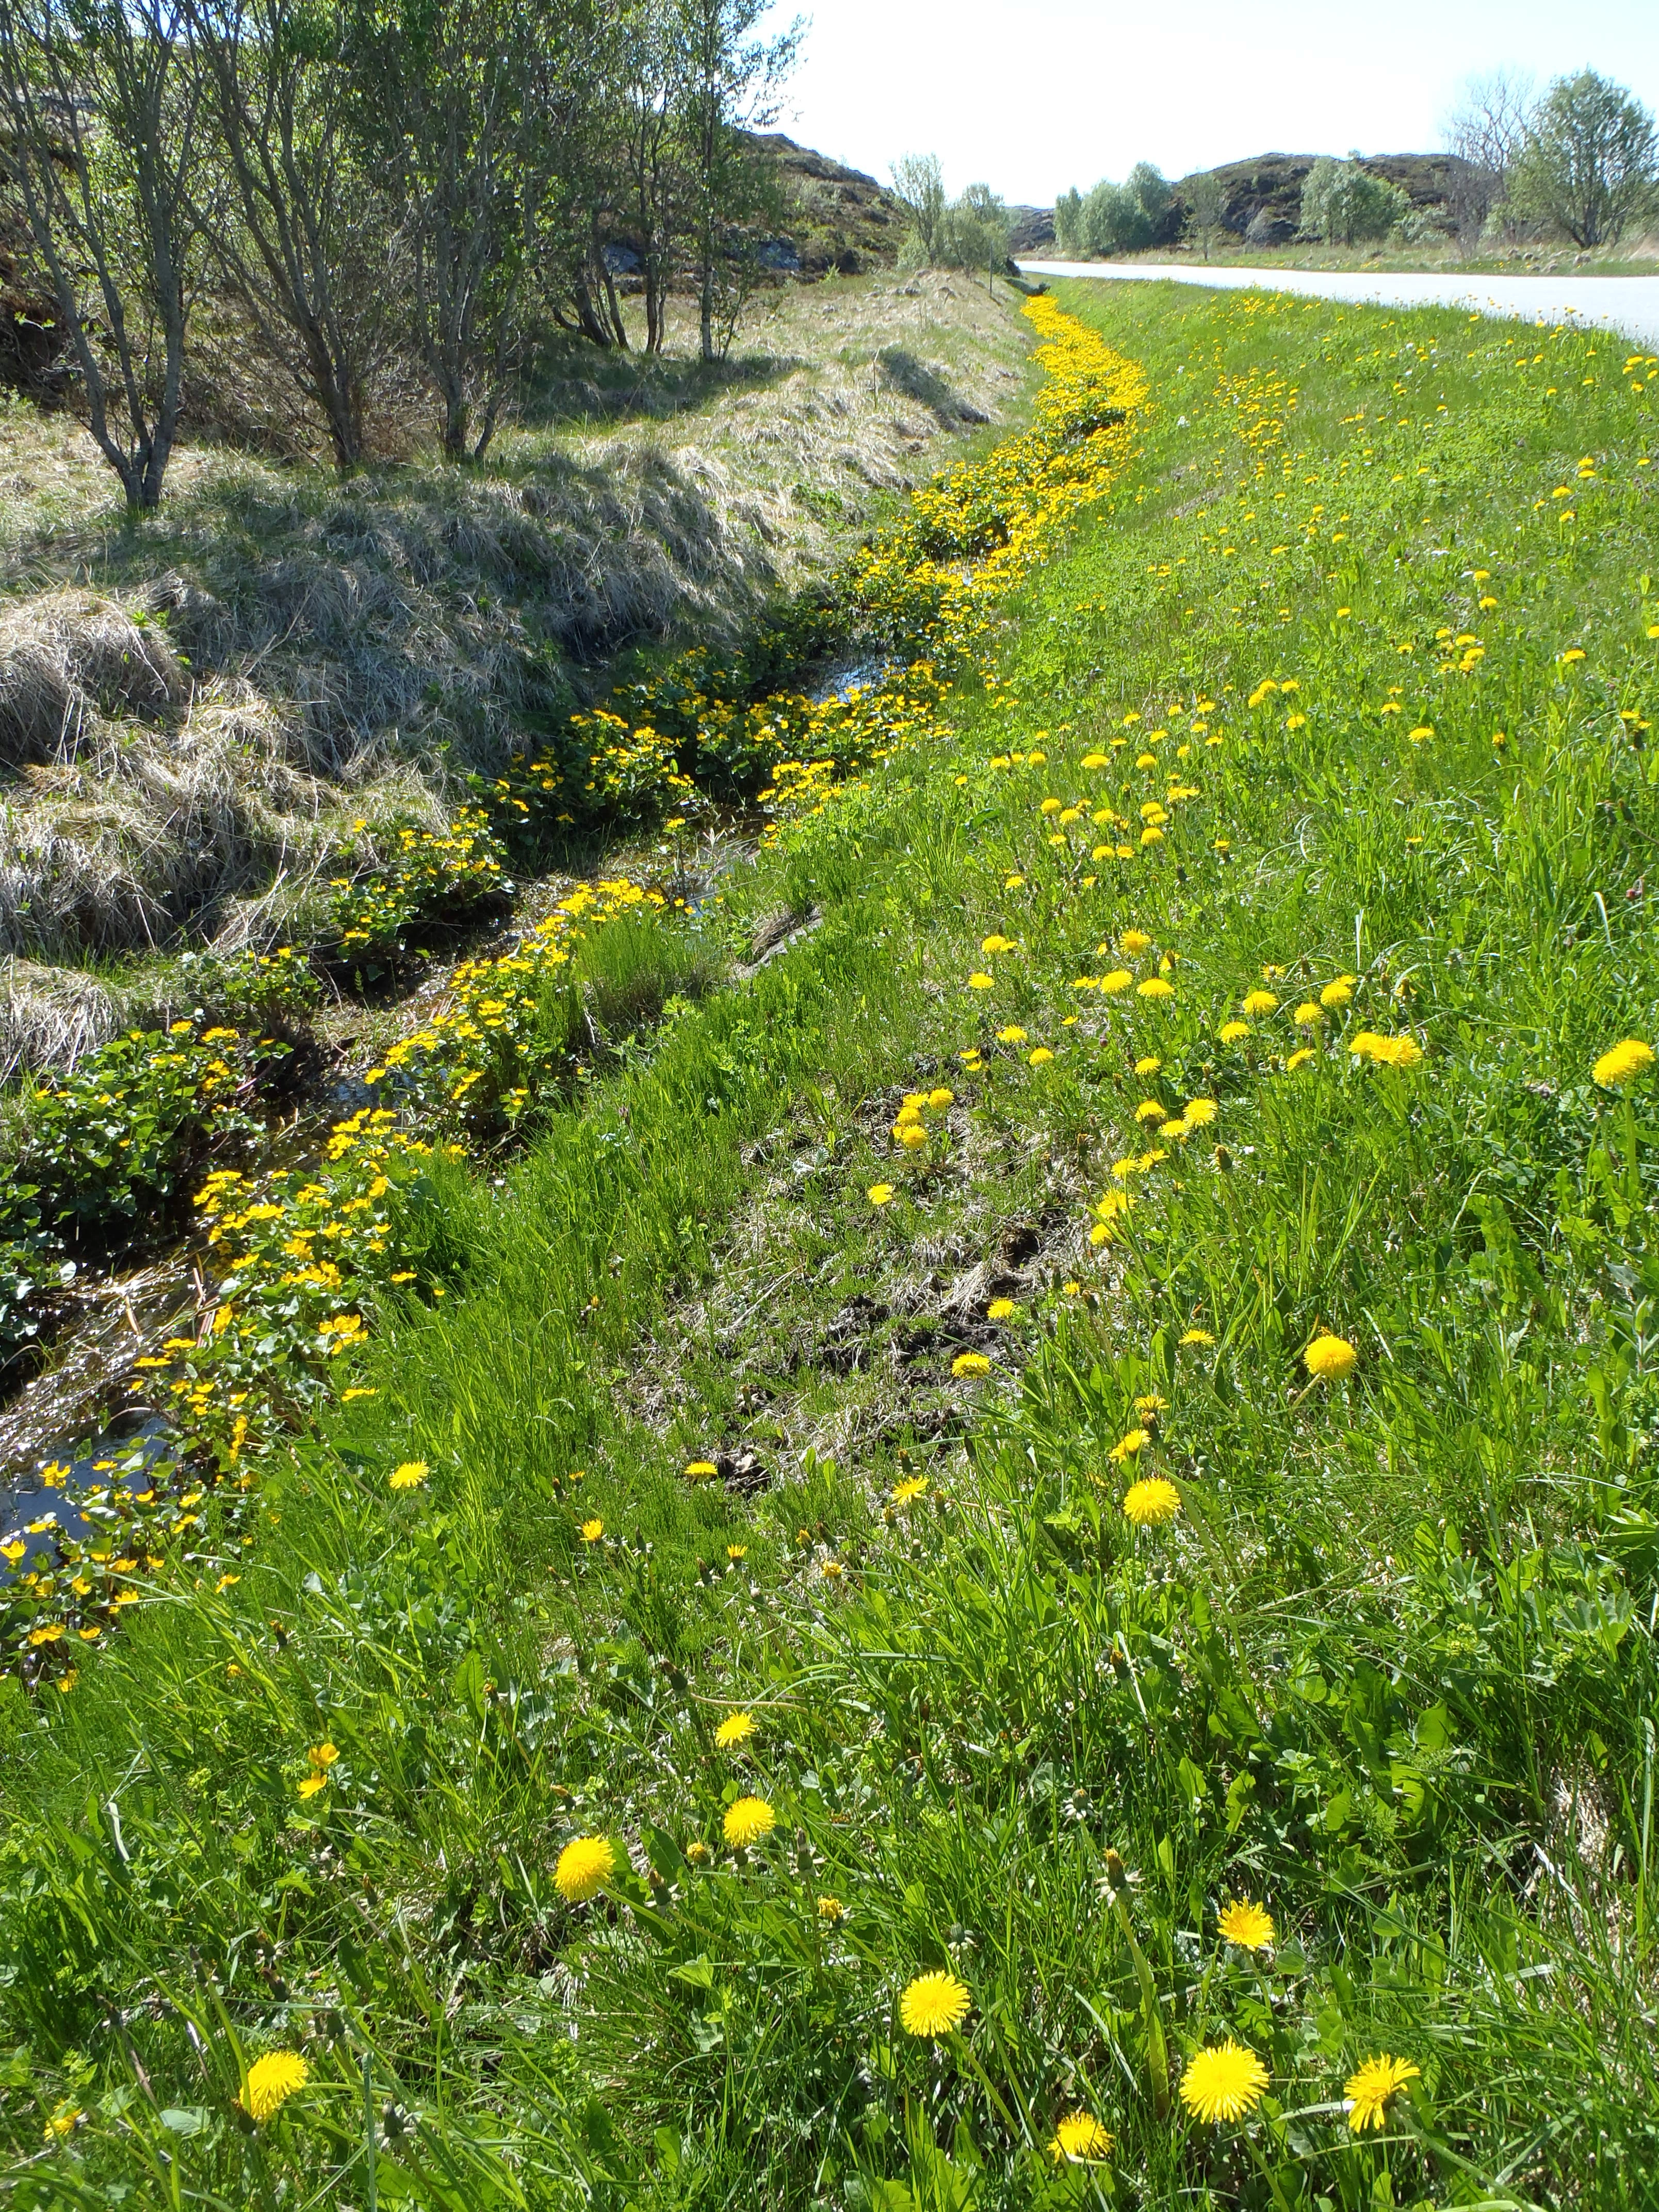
<box><xmin>1050</xmin><ymin>69</ymin><xmax>1658</xmax><ymax>261</ymax></box>
<box><xmin>0</xmin><ymin>0</ymin><xmax>803</xmax><ymax>504</ymax></box>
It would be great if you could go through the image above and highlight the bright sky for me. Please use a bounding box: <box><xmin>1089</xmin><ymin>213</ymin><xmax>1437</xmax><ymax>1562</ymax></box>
<box><xmin>762</xmin><ymin>0</ymin><xmax>1659</xmax><ymax>207</ymax></box>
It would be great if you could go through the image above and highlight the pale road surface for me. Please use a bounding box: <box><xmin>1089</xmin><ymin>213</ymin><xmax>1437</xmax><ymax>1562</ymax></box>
<box><xmin>1016</xmin><ymin>260</ymin><xmax>1659</xmax><ymax>352</ymax></box>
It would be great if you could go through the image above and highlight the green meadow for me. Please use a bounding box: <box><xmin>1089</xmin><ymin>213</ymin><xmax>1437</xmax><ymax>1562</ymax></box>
<box><xmin>3</xmin><ymin>276</ymin><xmax>1657</xmax><ymax>2211</ymax></box>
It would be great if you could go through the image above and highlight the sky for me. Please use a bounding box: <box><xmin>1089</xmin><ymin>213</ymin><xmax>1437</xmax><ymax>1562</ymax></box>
<box><xmin>759</xmin><ymin>0</ymin><xmax>1659</xmax><ymax>207</ymax></box>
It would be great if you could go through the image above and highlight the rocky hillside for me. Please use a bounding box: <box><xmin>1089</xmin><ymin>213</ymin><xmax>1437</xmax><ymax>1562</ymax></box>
<box><xmin>1016</xmin><ymin>150</ymin><xmax>1478</xmax><ymax>255</ymax></box>
<box><xmin>755</xmin><ymin>133</ymin><xmax>909</xmax><ymax>275</ymax></box>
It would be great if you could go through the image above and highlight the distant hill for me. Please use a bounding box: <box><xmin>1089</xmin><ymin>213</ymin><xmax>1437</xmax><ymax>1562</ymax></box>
<box><xmin>1013</xmin><ymin>152</ymin><xmax>1477</xmax><ymax>255</ymax></box>
<box><xmin>751</xmin><ymin>133</ymin><xmax>908</xmax><ymax>276</ymax></box>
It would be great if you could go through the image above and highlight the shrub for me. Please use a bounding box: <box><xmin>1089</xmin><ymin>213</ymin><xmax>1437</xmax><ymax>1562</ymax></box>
<box><xmin>1298</xmin><ymin>157</ymin><xmax>1411</xmax><ymax>245</ymax></box>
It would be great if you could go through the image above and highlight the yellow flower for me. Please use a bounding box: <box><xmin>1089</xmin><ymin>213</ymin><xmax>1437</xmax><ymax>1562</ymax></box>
<box><xmin>1179</xmin><ymin>2039</ymin><xmax>1269</xmax><ymax>2124</ymax></box>
<box><xmin>43</xmin><ymin>2102</ymin><xmax>83</xmax><ymax>2141</ymax></box>
<box><xmin>1293</xmin><ymin>1001</ymin><xmax>1322</xmax><ymax>1027</ymax></box>
<box><xmin>389</xmin><ymin>1460</ymin><xmax>429</xmax><ymax>1490</ymax></box>
<box><xmin>1217</xmin><ymin>1899</ymin><xmax>1275</xmax><ymax>1950</ymax></box>
<box><xmin>900</xmin><ymin>1970</ymin><xmax>971</xmax><ymax>2038</ymax></box>
<box><xmin>556</xmin><ymin>1835</ymin><xmax>616</xmax><ymax>1901</ymax></box>
<box><xmin>296</xmin><ymin>1775</ymin><xmax>328</xmax><ymax>1798</ymax></box>
<box><xmin>308</xmin><ymin>1742</ymin><xmax>339</xmax><ymax>1769</ymax></box>
<box><xmin>1183</xmin><ymin>1096</ymin><xmax>1217</xmax><ymax>1126</ymax></box>
<box><xmin>715</xmin><ymin>1711</ymin><xmax>756</xmax><ymax>1749</ymax></box>
<box><xmin>952</xmin><ymin>1352</ymin><xmax>991</xmax><ymax>1378</ymax></box>
<box><xmin>968</xmin><ymin>972</ymin><xmax>995</xmax><ymax>990</ymax></box>
<box><xmin>727</xmin><ymin>1544</ymin><xmax>747</xmax><ymax>1560</ymax></box>
<box><xmin>1180</xmin><ymin>1327</ymin><xmax>1215</xmax><ymax>1346</ymax></box>
<box><xmin>1218</xmin><ymin>1020</ymin><xmax>1250</xmax><ymax>1044</ymax></box>
<box><xmin>1122</xmin><ymin>1477</ymin><xmax>1181</xmax><ymax>1526</ymax></box>
<box><xmin>818</xmin><ymin>1895</ymin><xmax>844</xmax><ymax>1921</ymax></box>
<box><xmin>1120</xmin><ymin>930</ymin><xmax>1152</xmax><ymax>953</ymax></box>
<box><xmin>686</xmin><ymin>1840</ymin><xmax>712</xmax><ymax>1865</ymax></box>
<box><xmin>1134</xmin><ymin>1055</ymin><xmax>1162</xmax><ymax>1076</ymax></box>
<box><xmin>897</xmin><ymin>1124</ymin><xmax>928</xmax><ymax>1150</ymax></box>
<box><xmin>868</xmin><ymin>1183</ymin><xmax>895</xmax><ymax>1205</ymax></box>
<box><xmin>1320</xmin><ymin>977</ymin><xmax>1355</xmax><ymax>1008</ymax></box>
<box><xmin>1049</xmin><ymin>2111</ymin><xmax>1114</xmax><ymax>2163</ymax></box>
<box><xmin>1135</xmin><ymin>1099</ymin><xmax>1166</xmax><ymax>1124</ymax></box>
<box><xmin>1028</xmin><ymin>1047</ymin><xmax>1054</xmax><ymax>1067</ymax></box>
<box><xmin>1285</xmin><ymin>1048</ymin><xmax>1315</xmax><ymax>1071</ymax></box>
<box><xmin>580</xmin><ymin>1517</ymin><xmax>604</xmax><ymax>1543</ymax></box>
<box><xmin>997</xmin><ymin>1024</ymin><xmax>1028</xmax><ymax>1043</ymax></box>
<box><xmin>987</xmin><ymin>1297</ymin><xmax>1017</xmax><ymax>1321</ymax></box>
<box><xmin>1594</xmin><ymin>1038</ymin><xmax>1655</xmax><ymax>1088</ymax></box>
<box><xmin>892</xmin><ymin>1474</ymin><xmax>930</xmax><ymax>1505</ymax></box>
<box><xmin>1304</xmin><ymin>1333</ymin><xmax>1356</xmax><ymax>1381</ymax></box>
<box><xmin>1109</xmin><ymin>1428</ymin><xmax>1148</xmax><ymax>1463</ymax></box>
<box><xmin>928</xmin><ymin>1088</ymin><xmax>954</xmax><ymax>1109</ymax></box>
<box><xmin>1242</xmin><ymin>989</ymin><xmax>1278</xmax><ymax>1017</ymax></box>
<box><xmin>685</xmin><ymin>1459</ymin><xmax>718</xmax><ymax>1481</ymax></box>
<box><xmin>723</xmin><ymin>1795</ymin><xmax>776</xmax><ymax>1848</ymax></box>
<box><xmin>243</xmin><ymin>2051</ymin><xmax>309</xmax><ymax>2124</ymax></box>
<box><xmin>1345</xmin><ymin>2053</ymin><xmax>1420</xmax><ymax>2132</ymax></box>
<box><xmin>1137</xmin><ymin>978</ymin><xmax>1174</xmax><ymax>1000</ymax></box>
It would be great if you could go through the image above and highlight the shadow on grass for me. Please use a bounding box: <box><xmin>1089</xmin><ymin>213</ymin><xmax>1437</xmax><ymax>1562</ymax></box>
<box><xmin>517</xmin><ymin>334</ymin><xmax>806</xmax><ymax>432</ymax></box>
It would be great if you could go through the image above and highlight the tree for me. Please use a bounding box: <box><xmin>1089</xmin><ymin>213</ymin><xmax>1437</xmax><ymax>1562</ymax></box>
<box><xmin>673</xmin><ymin>0</ymin><xmax>800</xmax><ymax>365</ymax></box>
<box><xmin>613</xmin><ymin>0</ymin><xmax>685</xmax><ymax>353</ymax></box>
<box><xmin>890</xmin><ymin>152</ymin><xmax>946</xmax><ymax>266</ymax></box>
<box><xmin>1510</xmin><ymin>70</ymin><xmax>1658</xmax><ymax>248</ymax></box>
<box><xmin>1443</xmin><ymin>68</ymin><xmax>1534</xmax><ymax>250</ymax></box>
<box><xmin>182</xmin><ymin>0</ymin><xmax>403</xmax><ymax>471</ymax></box>
<box><xmin>939</xmin><ymin>183</ymin><xmax>1008</xmax><ymax>292</ymax></box>
<box><xmin>1050</xmin><ymin>167</ymin><xmax>1163</xmax><ymax>258</ymax></box>
<box><xmin>1298</xmin><ymin>156</ymin><xmax>1409</xmax><ymax>246</ymax></box>
<box><xmin>0</xmin><ymin>0</ymin><xmax>201</xmax><ymax>510</ymax></box>
<box><xmin>1183</xmin><ymin>169</ymin><xmax>1227</xmax><ymax>261</ymax></box>
<box><xmin>343</xmin><ymin>0</ymin><xmax>549</xmax><ymax>459</ymax></box>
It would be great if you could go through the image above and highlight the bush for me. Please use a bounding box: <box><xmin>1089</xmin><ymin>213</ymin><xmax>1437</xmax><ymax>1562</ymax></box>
<box><xmin>1053</xmin><ymin>165</ymin><xmax>1170</xmax><ymax>257</ymax></box>
<box><xmin>1299</xmin><ymin>157</ymin><xmax>1411</xmax><ymax>245</ymax></box>
<box><xmin>1509</xmin><ymin>70</ymin><xmax>1659</xmax><ymax>247</ymax></box>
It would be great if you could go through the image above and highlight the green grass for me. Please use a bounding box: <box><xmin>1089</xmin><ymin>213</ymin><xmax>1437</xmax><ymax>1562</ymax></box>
<box><xmin>2</xmin><ymin>280</ymin><xmax>1657</xmax><ymax>2209</ymax></box>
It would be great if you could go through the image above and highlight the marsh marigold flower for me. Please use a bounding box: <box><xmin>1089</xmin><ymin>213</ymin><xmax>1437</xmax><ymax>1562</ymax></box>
<box><xmin>556</xmin><ymin>1835</ymin><xmax>615</xmax><ymax>1902</ymax></box>
<box><xmin>1217</xmin><ymin>1899</ymin><xmax>1275</xmax><ymax>1950</ymax></box>
<box><xmin>1049</xmin><ymin>2112</ymin><xmax>1114</xmax><ymax>2162</ymax></box>
<box><xmin>724</xmin><ymin>1795</ymin><xmax>776</xmax><ymax>1848</ymax></box>
<box><xmin>1594</xmin><ymin>1038</ymin><xmax>1655</xmax><ymax>1088</ymax></box>
<box><xmin>1344</xmin><ymin>2053</ymin><xmax>1419</xmax><ymax>2132</ymax></box>
<box><xmin>1179</xmin><ymin>2039</ymin><xmax>1269</xmax><ymax>2124</ymax></box>
<box><xmin>243</xmin><ymin>2052</ymin><xmax>308</xmax><ymax>2124</ymax></box>
<box><xmin>1122</xmin><ymin>1477</ymin><xmax>1181</xmax><ymax>1526</ymax></box>
<box><xmin>715</xmin><ymin>1712</ymin><xmax>756</xmax><ymax>1750</ymax></box>
<box><xmin>952</xmin><ymin>1352</ymin><xmax>991</xmax><ymax>1378</ymax></box>
<box><xmin>389</xmin><ymin>1460</ymin><xmax>429</xmax><ymax>1490</ymax></box>
<box><xmin>1304</xmin><ymin>1333</ymin><xmax>1356</xmax><ymax>1382</ymax></box>
<box><xmin>900</xmin><ymin>1970</ymin><xmax>971</xmax><ymax>2039</ymax></box>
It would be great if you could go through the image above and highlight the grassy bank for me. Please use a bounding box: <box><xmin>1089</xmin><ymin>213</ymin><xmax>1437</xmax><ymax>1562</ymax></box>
<box><xmin>2</xmin><ymin>281</ymin><xmax>1657</xmax><ymax>2211</ymax></box>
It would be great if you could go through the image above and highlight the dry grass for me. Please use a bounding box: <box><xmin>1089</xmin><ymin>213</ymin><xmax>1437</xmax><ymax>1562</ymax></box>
<box><xmin>0</xmin><ymin>273</ymin><xmax>1028</xmax><ymax>999</ymax></box>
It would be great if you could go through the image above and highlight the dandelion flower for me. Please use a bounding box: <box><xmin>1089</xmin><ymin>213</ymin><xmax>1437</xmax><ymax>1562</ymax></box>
<box><xmin>1344</xmin><ymin>2053</ymin><xmax>1420</xmax><ymax>2132</ymax></box>
<box><xmin>1121</xmin><ymin>930</ymin><xmax>1152</xmax><ymax>954</ymax></box>
<box><xmin>1109</xmin><ymin>1428</ymin><xmax>1148</xmax><ymax>1463</ymax></box>
<box><xmin>997</xmin><ymin>1024</ymin><xmax>1028</xmax><ymax>1044</ymax></box>
<box><xmin>1594</xmin><ymin>1038</ymin><xmax>1655</xmax><ymax>1088</ymax></box>
<box><xmin>1137</xmin><ymin>978</ymin><xmax>1174</xmax><ymax>1000</ymax></box>
<box><xmin>987</xmin><ymin>1298</ymin><xmax>1017</xmax><ymax>1321</ymax></box>
<box><xmin>1293</xmin><ymin>1001</ymin><xmax>1322</xmax><ymax>1027</ymax></box>
<box><xmin>1320</xmin><ymin>977</ymin><xmax>1355</xmax><ymax>1009</ymax></box>
<box><xmin>928</xmin><ymin>1088</ymin><xmax>954</xmax><ymax>1109</ymax></box>
<box><xmin>1179</xmin><ymin>2040</ymin><xmax>1269</xmax><ymax>2124</ymax></box>
<box><xmin>1218</xmin><ymin>1021</ymin><xmax>1250</xmax><ymax>1044</ymax></box>
<box><xmin>952</xmin><ymin>1352</ymin><xmax>991</xmax><ymax>1378</ymax></box>
<box><xmin>43</xmin><ymin>2103</ymin><xmax>83</xmax><ymax>2141</ymax></box>
<box><xmin>818</xmin><ymin>1895</ymin><xmax>844</xmax><ymax>1921</ymax></box>
<box><xmin>1217</xmin><ymin>1899</ymin><xmax>1275</xmax><ymax>1950</ymax></box>
<box><xmin>891</xmin><ymin>1474</ymin><xmax>929</xmax><ymax>1505</ymax></box>
<box><xmin>555</xmin><ymin>1835</ymin><xmax>615</xmax><ymax>1901</ymax></box>
<box><xmin>1028</xmin><ymin>1047</ymin><xmax>1054</xmax><ymax>1067</ymax></box>
<box><xmin>1049</xmin><ymin>2112</ymin><xmax>1114</xmax><ymax>2163</ymax></box>
<box><xmin>900</xmin><ymin>1970</ymin><xmax>971</xmax><ymax>2039</ymax></box>
<box><xmin>1242</xmin><ymin>990</ymin><xmax>1278</xmax><ymax>1017</ymax></box>
<box><xmin>580</xmin><ymin>1517</ymin><xmax>604</xmax><ymax>1543</ymax></box>
<box><xmin>389</xmin><ymin>1460</ymin><xmax>429</xmax><ymax>1490</ymax></box>
<box><xmin>868</xmin><ymin>1183</ymin><xmax>895</xmax><ymax>1205</ymax></box>
<box><xmin>897</xmin><ymin>1125</ymin><xmax>928</xmax><ymax>1150</ymax></box>
<box><xmin>685</xmin><ymin>1459</ymin><xmax>718</xmax><ymax>1481</ymax></box>
<box><xmin>715</xmin><ymin>1712</ymin><xmax>756</xmax><ymax>1749</ymax></box>
<box><xmin>1304</xmin><ymin>1333</ymin><xmax>1356</xmax><ymax>1381</ymax></box>
<box><xmin>1135</xmin><ymin>1099</ymin><xmax>1166</xmax><ymax>1124</ymax></box>
<box><xmin>723</xmin><ymin>1796</ymin><xmax>776</xmax><ymax>1848</ymax></box>
<box><xmin>686</xmin><ymin>1840</ymin><xmax>711</xmax><ymax>1865</ymax></box>
<box><xmin>1284</xmin><ymin>1048</ymin><xmax>1315</xmax><ymax>1071</ymax></box>
<box><xmin>1100</xmin><ymin>970</ymin><xmax>1133</xmax><ymax>994</ymax></box>
<box><xmin>1180</xmin><ymin>1327</ymin><xmax>1215</xmax><ymax>1346</ymax></box>
<box><xmin>1183</xmin><ymin>1097</ymin><xmax>1218</xmax><ymax>1126</ymax></box>
<box><xmin>243</xmin><ymin>2052</ymin><xmax>308</xmax><ymax>2124</ymax></box>
<box><xmin>968</xmin><ymin>972</ymin><xmax>995</xmax><ymax>991</ymax></box>
<box><xmin>1134</xmin><ymin>1055</ymin><xmax>1162</xmax><ymax>1076</ymax></box>
<box><xmin>1122</xmin><ymin>1477</ymin><xmax>1182</xmax><ymax>1526</ymax></box>
<box><xmin>726</xmin><ymin>1544</ymin><xmax>747</xmax><ymax>1561</ymax></box>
